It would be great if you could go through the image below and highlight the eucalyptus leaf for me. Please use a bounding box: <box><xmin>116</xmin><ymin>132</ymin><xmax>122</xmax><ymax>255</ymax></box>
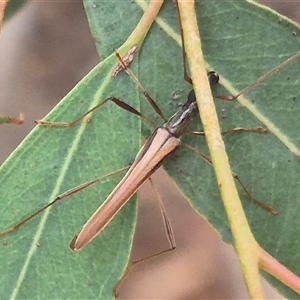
<box><xmin>3</xmin><ymin>0</ymin><xmax>28</xmax><ymax>21</ymax></box>
<box><xmin>0</xmin><ymin>1</ymin><xmax>300</xmax><ymax>299</ymax></box>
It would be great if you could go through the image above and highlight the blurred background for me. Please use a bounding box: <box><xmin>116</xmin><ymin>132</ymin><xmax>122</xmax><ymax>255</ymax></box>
<box><xmin>1</xmin><ymin>1</ymin><xmax>299</xmax><ymax>298</ymax></box>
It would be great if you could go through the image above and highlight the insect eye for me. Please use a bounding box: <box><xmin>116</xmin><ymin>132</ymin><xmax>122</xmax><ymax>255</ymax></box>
<box><xmin>187</xmin><ymin>90</ymin><xmax>196</xmax><ymax>104</ymax></box>
<box><xmin>208</xmin><ymin>71</ymin><xmax>219</xmax><ymax>85</ymax></box>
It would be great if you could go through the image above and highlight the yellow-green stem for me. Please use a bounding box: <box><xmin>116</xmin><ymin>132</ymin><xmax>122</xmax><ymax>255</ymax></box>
<box><xmin>119</xmin><ymin>0</ymin><xmax>164</xmax><ymax>55</ymax></box>
<box><xmin>177</xmin><ymin>1</ymin><xmax>264</xmax><ymax>298</ymax></box>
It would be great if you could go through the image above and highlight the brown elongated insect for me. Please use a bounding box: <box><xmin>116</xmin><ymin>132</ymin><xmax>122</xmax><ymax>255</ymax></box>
<box><xmin>68</xmin><ymin>65</ymin><xmax>279</xmax><ymax>250</ymax></box>
<box><xmin>0</xmin><ymin>59</ymin><xmax>278</xmax><ymax>252</ymax></box>
<box><xmin>70</xmin><ymin>71</ymin><xmax>219</xmax><ymax>250</ymax></box>
<box><xmin>0</xmin><ymin>70</ymin><xmax>218</xmax><ymax>250</ymax></box>
<box><xmin>3</xmin><ymin>0</ymin><xmax>299</xmax><ymax>254</ymax></box>
<box><xmin>3</xmin><ymin>0</ymin><xmax>297</xmax><ymax>251</ymax></box>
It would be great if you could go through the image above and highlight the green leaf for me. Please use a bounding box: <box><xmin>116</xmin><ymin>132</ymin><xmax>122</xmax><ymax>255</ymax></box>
<box><xmin>0</xmin><ymin>53</ymin><xmax>141</xmax><ymax>299</ymax></box>
<box><xmin>3</xmin><ymin>0</ymin><xmax>28</xmax><ymax>21</ymax></box>
<box><xmin>1</xmin><ymin>0</ymin><xmax>300</xmax><ymax>299</ymax></box>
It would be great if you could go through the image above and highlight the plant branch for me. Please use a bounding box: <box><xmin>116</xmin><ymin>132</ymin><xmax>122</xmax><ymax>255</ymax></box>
<box><xmin>177</xmin><ymin>1</ymin><xmax>265</xmax><ymax>298</ymax></box>
<box><xmin>118</xmin><ymin>0</ymin><xmax>164</xmax><ymax>55</ymax></box>
<box><xmin>260</xmin><ymin>249</ymin><xmax>300</xmax><ymax>294</ymax></box>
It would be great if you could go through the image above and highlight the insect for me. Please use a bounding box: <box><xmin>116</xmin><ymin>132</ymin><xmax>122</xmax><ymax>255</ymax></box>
<box><xmin>70</xmin><ymin>70</ymin><xmax>221</xmax><ymax>250</ymax></box>
<box><xmin>0</xmin><ymin>2</ymin><xmax>300</xmax><ymax>300</ymax></box>
<box><xmin>0</xmin><ymin>48</ymin><xmax>279</xmax><ymax>250</ymax></box>
<box><xmin>4</xmin><ymin>0</ymin><xmax>298</xmax><ymax>250</ymax></box>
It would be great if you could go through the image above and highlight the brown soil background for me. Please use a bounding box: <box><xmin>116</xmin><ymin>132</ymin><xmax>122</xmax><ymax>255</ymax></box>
<box><xmin>1</xmin><ymin>1</ymin><xmax>299</xmax><ymax>299</ymax></box>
